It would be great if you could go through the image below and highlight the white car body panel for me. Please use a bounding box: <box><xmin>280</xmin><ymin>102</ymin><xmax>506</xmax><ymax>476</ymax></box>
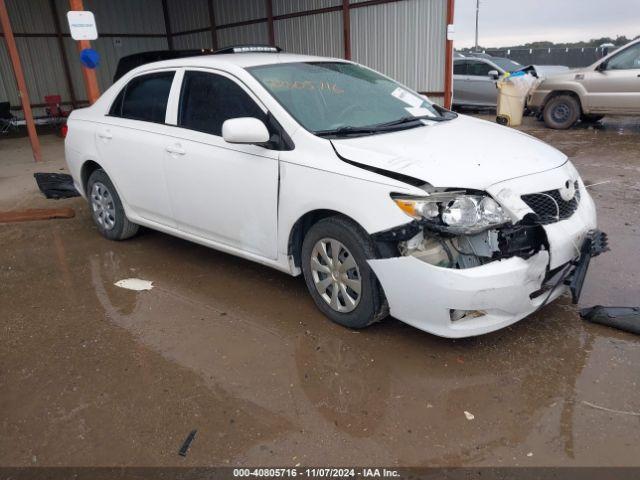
<box><xmin>65</xmin><ymin>52</ymin><xmax>600</xmax><ymax>338</ymax></box>
<box><xmin>332</xmin><ymin>115</ymin><xmax>567</xmax><ymax>190</ymax></box>
<box><xmin>370</xmin><ymin>162</ymin><xmax>598</xmax><ymax>337</ymax></box>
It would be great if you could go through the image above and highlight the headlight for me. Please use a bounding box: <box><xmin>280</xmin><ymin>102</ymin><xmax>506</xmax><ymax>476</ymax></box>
<box><xmin>393</xmin><ymin>193</ymin><xmax>510</xmax><ymax>234</ymax></box>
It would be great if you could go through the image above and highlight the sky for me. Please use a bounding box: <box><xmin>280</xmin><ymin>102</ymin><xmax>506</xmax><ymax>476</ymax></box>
<box><xmin>453</xmin><ymin>0</ymin><xmax>640</xmax><ymax>49</ymax></box>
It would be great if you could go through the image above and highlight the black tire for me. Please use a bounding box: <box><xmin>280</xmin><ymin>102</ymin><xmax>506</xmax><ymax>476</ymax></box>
<box><xmin>301</xmin><ymin>216</ymin><xmax>388</xmax><ymax>329</ymax></box>
<box><xmin>582</xmin><ymin>114</ymin><xmax>604</xmax><ymax>124</ymax></box>
<box><xmin>86</xmin><ymin>169</ymin><xmax>139</xmax><ymax>241</ymax></box>
<box><xmin>543</xmin><ymin>94</ymin><xmax>581</xmax><ymax>130</ymax></box>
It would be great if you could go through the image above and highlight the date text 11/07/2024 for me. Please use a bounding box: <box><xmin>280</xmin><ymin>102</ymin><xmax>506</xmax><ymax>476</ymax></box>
<box><xmin>232</xmin><ymin>468</ymin><xmax>401</xmax><ymax>478</ymax></box>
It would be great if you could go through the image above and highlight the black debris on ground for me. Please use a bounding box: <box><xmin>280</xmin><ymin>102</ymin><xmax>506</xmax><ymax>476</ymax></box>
<box><xmin>34</xmin><ymin>173</ymin><xmax>80</xmax><ymax>199</ymax></box>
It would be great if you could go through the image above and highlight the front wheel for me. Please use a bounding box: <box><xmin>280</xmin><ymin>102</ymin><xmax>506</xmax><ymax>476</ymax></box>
<box><xmin>301</xmin><ymin>216</ymin><xmax>388</xmax><ymax>329</ymax></box>
<box><xmin>543</xmin><ymin>94</ymin><xmax>581</xmax><ymax>130</ymax></box>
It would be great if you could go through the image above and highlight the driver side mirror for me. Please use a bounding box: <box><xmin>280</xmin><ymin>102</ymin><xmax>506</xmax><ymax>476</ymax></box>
<box><xmin>488</xmin><ymin>70</ymin><xmax>500</xmax><ymax>80</ymax></box>
<box><xmin>222</xmin><ymin>117</ymin><xmax>270</xmax><ymax>145</ymax></box>
<box><xmin>596</xmin><ymin>61</ymin><xmax>608</xmax><ymax>72</ymax></box>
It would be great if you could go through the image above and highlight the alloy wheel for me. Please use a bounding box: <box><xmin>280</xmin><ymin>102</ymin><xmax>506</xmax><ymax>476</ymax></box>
<box><xmin>310</xmin><ymin>238</ymin><xmax>362</xmax><ymax>313</ymax></box>
<box><xmin>90</xmin><ymin>181</ymin><xmax>116</xmax><ymax>230</ymax></box>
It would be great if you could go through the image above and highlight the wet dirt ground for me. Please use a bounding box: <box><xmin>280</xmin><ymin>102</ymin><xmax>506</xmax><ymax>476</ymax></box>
<box><xmin>1</xmin><ymin>116</ymin><xmax>639</xmax><ymax>467</ymax></box>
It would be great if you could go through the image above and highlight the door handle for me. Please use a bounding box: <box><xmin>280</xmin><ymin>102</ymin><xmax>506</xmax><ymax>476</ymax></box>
<box><xmin>97</xmin><ymin>130</ymin><xmax>112</xmax><ymax>140</ymax></box>
<box><xmin>165</xmin><ymin>144</ymin><xmax>185</xmax><ymax>155</ymax></box>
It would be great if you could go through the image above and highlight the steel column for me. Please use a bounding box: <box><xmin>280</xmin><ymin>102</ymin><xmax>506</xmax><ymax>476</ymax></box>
<box><xmin>0</xmin><ymin>0</ymin><xmax>41</xmax><ymax>162</ymax></box>
<box><xmin>49</xmin><ymin>0</ymin><xmax>78</xmax><ymax>108</ymax></box>
<box><xmin>342</xmin><ymin>0</ymin><xmax>351</xmax><ymax>60</ymax></box>
<box><xmin>444</xmin><ymin>0</ymin><xmax>455</xmax><ymax>109</ymax></box>
<box><xmin>207</xmin><ymin>0</ymin><xmax>218</xmax><ymax>50</ymax></box>
<box><xmin>266</xmin><ymin>0</ymin><xmax>275</xmax><ymax>46</ymax></box>
<box><xmin>161</xmin><ymin>0</ymin><xmax>174</xmax><ymax>50</ymax></box>
<box><xmin>69</xmin><ymin>0</ymin><xmax>100</xmax><ymax>104</ymax></box>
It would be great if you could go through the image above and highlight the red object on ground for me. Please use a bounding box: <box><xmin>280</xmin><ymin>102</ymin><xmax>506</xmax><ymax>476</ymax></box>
<box><xmin>45</xmin><ymin>95</ymin><xmax>70</xmax><ymax>118</ymax></box>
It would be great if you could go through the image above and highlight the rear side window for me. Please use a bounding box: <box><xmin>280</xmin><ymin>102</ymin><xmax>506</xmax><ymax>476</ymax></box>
<box><xmin>178</xmin><ymin>71</ymin><xmax>265</xmax><ymax>136</ymax></box>
<box><xmin>110</xmin><ymin>71</ymin><xmax>175</xmax><ymax>123</ymax></box>
<box><xmin>453</xmin><ymin>61</ymin><xmax>467</xmax><ymax>75</ymax></box>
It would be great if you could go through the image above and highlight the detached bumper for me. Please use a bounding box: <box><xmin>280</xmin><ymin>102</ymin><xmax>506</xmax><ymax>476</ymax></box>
<box><xmin>369</xmin><ymin>175</ymin><xmax>599</xmax><ymax>338</ymax></box>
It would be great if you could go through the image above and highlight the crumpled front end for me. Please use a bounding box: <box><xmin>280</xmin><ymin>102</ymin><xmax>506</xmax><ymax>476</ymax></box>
<box><xmin>368</xmin><ymin>162</ymin><xmax>601</xmax><ymax>338</ymax></box>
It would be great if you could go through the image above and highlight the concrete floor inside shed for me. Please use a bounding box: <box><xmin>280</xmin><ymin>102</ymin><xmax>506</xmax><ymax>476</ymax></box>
<box><xmin>0</xmin><ymin>115</ymin><xmax>639</xmax><ymax>467</ymax></box>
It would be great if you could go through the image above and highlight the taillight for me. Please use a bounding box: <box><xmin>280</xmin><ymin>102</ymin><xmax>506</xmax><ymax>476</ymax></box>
<box><xmin>60</xmin><ymin>124</ymin><xmax>68</xmax><ymax>138</ymax></box>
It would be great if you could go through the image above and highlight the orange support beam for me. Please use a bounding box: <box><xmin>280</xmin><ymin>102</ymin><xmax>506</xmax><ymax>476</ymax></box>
<box><xmin>342</xmin><ymin>0</ymin><xmax>351</xmax><ymax>60</ymax></box>
<box><xmin>69</xmin><ymin>0</ymin><xmax>100</xmax><ymax>104</ymax></box>
<box><xmin>266</xmin><ymin>0</ymin><xmax>275</xmax><ymax>47</ymax></box>
<box><xmin>444</xmin><ymin>0</ymin><xmax>455</xmax><ymax>109</ymax></box>
<box><xmin>0</xmin><ymin>0</ymin><xmax>42</xmax><ymax>162</ymax></box>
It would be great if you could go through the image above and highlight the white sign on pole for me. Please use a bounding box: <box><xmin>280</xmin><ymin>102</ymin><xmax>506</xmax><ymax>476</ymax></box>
<box><xmin>67</xmin><ymin>11</ymin><xmax>98</xmax><ymax>41</ymax></box>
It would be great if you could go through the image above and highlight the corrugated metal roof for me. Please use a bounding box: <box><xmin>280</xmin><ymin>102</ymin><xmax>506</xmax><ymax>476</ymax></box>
<box><xmin>214</xmin><ymin>0</ymin><xmax>266</xmax><ymax>26</ymax></box>
<box><xmin>275</xmin><ymin>11</ymin><xmax>343</xmax><ymax>58</ymax></box>
<box><xmin>0</xmin><ymin>0</ymin><xmax>55</xmax><ymax>34</ymax></box>
<box><xmin>0</xmin><ymin>0</ymin><xmax>446</xmax><ymax>106</ymax></box>
<box><xmin>167</xmin><ymin>0</ymin><xmax>209</xmax><ymax>32</ymax></box>
<box><xmin>350</xmin><ymin>0</ymin><xmax>446</xmax><ymax>93</ymax></box>
<box><xmin>217</xmin><ymin>23</ymin><xmax>269</xmax><ymax>48</ymax></box>
<box><xmin>173</xmin><ymin>31</ymin><xmax>213</xmax><ymax>50</ymax></box>
<box><xmin>273</xmin><ymin>0</ymin><xmax>341</xmax><ymax>17</ymax></box>
<box><xmin>55</xmin><ymin>0</ymin><xmax>166</xmax><ymax>34</ymax></box>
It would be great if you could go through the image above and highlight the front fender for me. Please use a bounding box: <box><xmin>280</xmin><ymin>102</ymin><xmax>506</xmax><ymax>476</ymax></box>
<box><xmin>536</xmin><ymin>81</ymin><xmax>587</xmax><ymax>108</ymax></box>
<box><xmin>277</xmin><ymin>162</ymin><xmax>418</xmax><ymax>257</ymax></box>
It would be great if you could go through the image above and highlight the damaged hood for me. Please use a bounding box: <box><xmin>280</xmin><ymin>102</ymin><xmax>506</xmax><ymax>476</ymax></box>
<box><xmin>331</xmin><ymin>115</ymin><xmax>567</xmax><ymax>190</ymax></box>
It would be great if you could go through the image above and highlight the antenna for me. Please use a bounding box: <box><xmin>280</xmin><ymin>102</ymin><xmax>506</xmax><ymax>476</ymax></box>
<box><xmin>474</xmin><ymin>0</ymin><xmax>480</xmax><ymax>52</ymax></box>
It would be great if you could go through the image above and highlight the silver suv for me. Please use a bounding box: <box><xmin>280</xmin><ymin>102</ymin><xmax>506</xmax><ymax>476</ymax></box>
<box><xmin>528</xmin><ymin>38</ymin><xmax>640</xmax><ymax>129</ymax></box>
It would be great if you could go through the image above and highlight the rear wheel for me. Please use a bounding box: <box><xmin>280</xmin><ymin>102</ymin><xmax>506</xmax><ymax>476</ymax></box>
<box><xmin>87</xmin><ymin>169</ymin><xmax>139</xmax><ymax>240</ymax></box>
<box><xmin>301</xmin><ymin>216</ymin><xmax>388</xmax><ymax>329</ymax></box>
<box><xmin>543</xmin><ymin>94</ymin><xmax>581</xmax><ymax>130</ymax></box>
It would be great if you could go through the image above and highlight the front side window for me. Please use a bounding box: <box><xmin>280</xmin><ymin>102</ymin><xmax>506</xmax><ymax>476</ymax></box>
<box><xmin>178</xmin><ymin>71</ymin><xmax>266</xmax><ymax>136</ymax></box>
<box><xmin>467</xmin><ymin>61</ymin><xmax>494</xmax><ymax>76</ymax></box>
<box><xmin>248</xmin><ymin>62</ymin><xmax>442</xmax><ymax>134</ymax></box>
<box><xmin>606</xmin><ymin>43</ymin><xmax>640</xmax><ymax>70</ymax></box>
<box><xmin>110</xmin><ymin>71</ymin><xmax>175</xmax><ymax>123</ymax></box>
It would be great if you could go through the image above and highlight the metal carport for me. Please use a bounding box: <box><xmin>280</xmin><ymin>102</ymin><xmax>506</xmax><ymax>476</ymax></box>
<box><xmin>0</xmin><ymin>0</ymin><xmax>454</xmax><ymax>162</ymax></box>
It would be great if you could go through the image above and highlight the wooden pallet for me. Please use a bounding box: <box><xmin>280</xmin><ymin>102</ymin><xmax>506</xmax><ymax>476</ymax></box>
<box><xmin>0</xmin><ymin>207</ymin><xmax>75</xmax><ymax>223</ymax></box>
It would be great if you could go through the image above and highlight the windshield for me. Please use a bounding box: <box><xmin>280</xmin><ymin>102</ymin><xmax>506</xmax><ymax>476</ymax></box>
<box><xmin>489</xmin><ymin>57</ymin><xmax>522</xmax><ymax>72</ymax></box>
<box><xmin>248</xmin><ymin>62</ymin><xmax>444</xmax><ymax>136</ymax></box>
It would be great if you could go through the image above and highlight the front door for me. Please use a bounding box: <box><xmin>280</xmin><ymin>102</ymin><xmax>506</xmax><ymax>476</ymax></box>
<box><xmin>465</xmin><ymin>60</ymin><xmax>500</xmax><ymax>106</ymax></box>
<box><xmin>163</xmin><ymin>69</ymin><xmax>279</xmax><ymax>259</ymax></box>
<box><xmin>581</xmin><ymin>42</ymin><xmax>640</xmax><ymax>114</ymax></box>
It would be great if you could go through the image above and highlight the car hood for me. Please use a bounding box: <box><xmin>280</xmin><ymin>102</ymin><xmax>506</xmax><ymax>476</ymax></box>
<box><xmin>331</xmin><ymin>115</ymin><xmax>567</xmax><ymax>190</ymax></box>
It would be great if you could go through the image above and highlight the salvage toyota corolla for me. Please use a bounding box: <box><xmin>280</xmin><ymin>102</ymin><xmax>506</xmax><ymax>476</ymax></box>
<box><xmin>64</xmin><ymin>46</ymin><xmax>608</xmax><ymax>338</ymax></box>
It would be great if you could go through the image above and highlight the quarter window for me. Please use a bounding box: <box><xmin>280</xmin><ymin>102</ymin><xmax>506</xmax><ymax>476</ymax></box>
<box><xmin>178</xmin><ymin>71</ymin><xmax>266</xmax><ymax>136</ymax></box>
<box><xmin>110</xmin><ymin>71</ymin><xmax>175</xmax><ymax>123</ymax></box>
<box><xmin>453</xmin><ymin>61</ymin><xmax>468</xmax><ymax>75</ymax></box>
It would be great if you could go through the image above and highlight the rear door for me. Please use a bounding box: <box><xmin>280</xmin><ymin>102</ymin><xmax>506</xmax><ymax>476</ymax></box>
<box><xmin>581</xmin><ymin>42</ymin><xmax>640</xmax><ymax>113</ymax></box>
<box><xmin>95</xmin><ymin>70</ymin><xmax>177</xmax><ymax>227</ymax></box>
<box><xmin>465</xmin><ymin>60</ymin><xmax>500</xmax><ymax>106</ymax></box>
<box><xmin>453</xmin><ymin>60</ymin><xmax>470</xmax><ymax>105</ymax></box>
<box><xmin>163</xmin><ymin>69</ymin><xmax>279</xmax><ymax>259</ymax></box>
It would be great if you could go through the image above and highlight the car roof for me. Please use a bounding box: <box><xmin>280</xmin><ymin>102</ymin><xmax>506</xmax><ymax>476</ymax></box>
<box><xmin>130</xmin><ymin>52</ymin><xmax>346</xmax><ymax>73</ymax></box>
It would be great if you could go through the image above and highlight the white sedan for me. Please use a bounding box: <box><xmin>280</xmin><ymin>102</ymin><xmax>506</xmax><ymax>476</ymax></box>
<box><xmin>64</xmin><ymin>46</ymin><xmax>606</xmax><ymax>338</ymax></box>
